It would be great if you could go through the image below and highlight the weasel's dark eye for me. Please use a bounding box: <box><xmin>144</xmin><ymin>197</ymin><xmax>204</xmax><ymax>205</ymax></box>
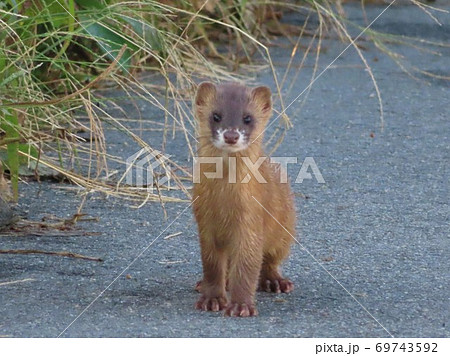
<box><xmin>243</xmin><ymin>115</ymin><xmax>252</xmax><ymax>124</ymax></box>
<box><xmin>212</xmin><ymin>113</ymin><xmax>222</xmax><ymax>123</ymax></box>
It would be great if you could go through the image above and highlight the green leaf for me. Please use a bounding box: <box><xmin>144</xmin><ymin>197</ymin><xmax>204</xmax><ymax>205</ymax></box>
<box><xmin>0</xmin><ymin>68</ymin><xmax>27</xmax><ymax>87</ymax></box>
<box><xmin>75</xmin><ymin>0</ymin><xmax>106</xmax><ymax>10</ymax></box>
<box><xmin>40</xmin><ymin>0</ymin><xmax>72</xmax><ymax>28</ymax></box>
<box><xmin>80</xmin><ymin>15</ymin><xmax>135</xmax><ymax>70</ymax></box>
<box><xmin>18</xmin><ymin>143</ymin><xmax>38</xmax><ymax>161</ymax></box>
<box><xmin>0</xmin><ymin>111</ymin><xmax>19</xmax><ymax>201</ymax></box>
<box><xmin>0</xmin><ymin>143</ymin><xmax>56</xmax><ymax>178</ymax></box>
<box><xmin>120</xmin><ymin>15</ymin><xmax>163</xmax><ymax>52</ymax></box>
<box><xmin>0</xmin><ymin>48</ymin><xmax>6</xmax><ymax>74</ymax></box>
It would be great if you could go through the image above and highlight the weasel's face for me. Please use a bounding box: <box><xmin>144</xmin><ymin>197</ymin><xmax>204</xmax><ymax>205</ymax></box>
<box><xmin>195</xmin><ymin>82</ymin><xmax>272</xmax><ymax>153</ymax></box>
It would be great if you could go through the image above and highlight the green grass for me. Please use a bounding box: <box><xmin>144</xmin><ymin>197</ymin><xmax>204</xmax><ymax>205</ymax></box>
<box><xmin>0</xmin><ymin>0</ymin><xmax>447</xmax><ymax>205</ymax></box>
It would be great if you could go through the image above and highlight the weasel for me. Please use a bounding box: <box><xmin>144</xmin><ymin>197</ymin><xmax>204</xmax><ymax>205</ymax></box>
<box><xmin>192</xmin><ymin>82</ymin><xmax>296</xmax><ymax>317</ymax></box>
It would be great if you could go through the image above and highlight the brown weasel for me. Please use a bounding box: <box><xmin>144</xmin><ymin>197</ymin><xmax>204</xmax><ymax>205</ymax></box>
<box><xmin>192</xmin><ymin>82</ymin><xmax>296</xmax><ymax>317</ymax></box>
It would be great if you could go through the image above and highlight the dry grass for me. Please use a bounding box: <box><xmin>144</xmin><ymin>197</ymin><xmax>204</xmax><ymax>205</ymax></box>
<box><xmin>0</xmin><ymin>0</ymin><xmax>447</xmax><ymax>210</ymax></box>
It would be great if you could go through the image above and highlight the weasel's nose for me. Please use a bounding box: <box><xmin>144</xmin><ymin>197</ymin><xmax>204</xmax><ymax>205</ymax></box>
<box><xmin>223</xmin><ymin>130</ymin><xmax>240</xmax><ymax>145</ymax></box>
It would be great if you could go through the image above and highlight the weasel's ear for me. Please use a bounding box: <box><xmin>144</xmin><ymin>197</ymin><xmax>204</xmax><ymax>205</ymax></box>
<box><xmin>195</xmin><ymin>82</ymin><xmax>216</xmax><ymax>109</ymax></box>
<box><xmin>251</xmin><ymin>86</ymin><xmax>272</xmax><ymax>116</ymax></box>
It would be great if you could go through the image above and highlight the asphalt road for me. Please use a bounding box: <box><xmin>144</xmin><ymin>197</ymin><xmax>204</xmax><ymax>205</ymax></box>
<box><xmin>1</xmin><ymin>2</ymin><xmax>449</xmax><ymax>337</ymax></box>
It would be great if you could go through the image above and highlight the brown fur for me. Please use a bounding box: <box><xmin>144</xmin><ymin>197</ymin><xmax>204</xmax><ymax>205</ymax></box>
<box><xmin>193</xmin><ymin>82</ymin><xmax>296</xmax><ymax>317</ymax></box>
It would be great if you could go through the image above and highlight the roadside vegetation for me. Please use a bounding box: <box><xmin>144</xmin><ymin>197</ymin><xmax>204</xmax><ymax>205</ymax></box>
<box><xmin>1</xmin><ymin>0</ymin><xmax>448</xmax><ymax>208</ymax></box>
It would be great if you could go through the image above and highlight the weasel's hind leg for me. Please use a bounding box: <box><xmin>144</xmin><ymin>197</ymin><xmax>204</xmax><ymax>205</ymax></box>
<box><xmin>259</xmin><ymin>247</ymin><xmax>294</xmax><ymax>294</ymax></box>
<box><xmin>260</xmin><ymin>204</ymin><xmax>295</xmax><ymax>293</ymax></box>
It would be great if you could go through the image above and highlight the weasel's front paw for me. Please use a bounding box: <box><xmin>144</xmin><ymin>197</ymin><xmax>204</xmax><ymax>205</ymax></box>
<box><xmin>196</xmin><ymin>295</ymin><xmax>228</xmax><ymax>312</ymax></box>
<box><xmin>259</xmin><ymin>278</ymin><xmax>294</xmax><ymax>293</ymax></box>
<box><xmin>224</xmin><ymin>302</ymin><xmax>258</xmax><ymax>317</ymax></box>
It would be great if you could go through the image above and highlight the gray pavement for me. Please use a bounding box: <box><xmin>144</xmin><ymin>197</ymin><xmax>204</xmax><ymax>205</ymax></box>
<box><xmin>0</xmin><ymin>2</ymin><xmax>449</xmax><ymax>337</ymax></box>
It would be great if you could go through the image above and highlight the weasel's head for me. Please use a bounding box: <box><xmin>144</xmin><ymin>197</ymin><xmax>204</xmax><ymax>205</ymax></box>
<box><xmin>194</xmin><ymin>82</ymin><xmax>272</xmax><ymax>153</ymax></box>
